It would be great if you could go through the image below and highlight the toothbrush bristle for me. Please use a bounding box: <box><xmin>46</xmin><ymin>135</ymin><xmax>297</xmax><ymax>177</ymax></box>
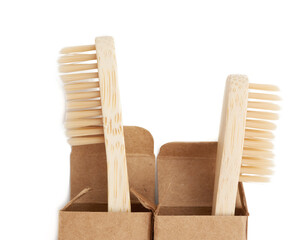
<box><xmin>59</xmin><ymin>45</ymin><xmax>104</xmax><ymax>146</ymax></box>
<box><xmin>61</xmin><ymin>72</ymin><xmax>99</xmax><ymax>83</ymax></box>
<box><xmin>66</xmin><ymin>100</ymin><xmax>101</xmax><ymax>110</ymax></box>
<box><xmin>66</xmin><ymin>127</ymin><xmax>104</xmax><ymax>138</ymax></box>
<box><xmin>248</xmin><ymin>101</ymin><xmax>280</xmax><ymax>111</ymax></box>
<box><xmin>66</xmin><ymin>91</ymin><xmax>100</xmax><ymax>101</ymax></box>
<box><xmin>64</xmin><ymin>81</ymin><xmax>99</xmax><ymax>91</ymax></box>
<box><xmin>242</xmin><ymin>157</ymin><xmax>275</xmax><ymax>167</ymax></box>
<box><xmin>240</xmin><ymin>83</ymin><xmax>280</xmax><ymax>182</ymax></box>
<box><xmin>244</xmin><ymin>128</ymin><xmax>274</xmax><ymax>139</ymax></box>
<box><xmin>58</xmin><ymin>53</ymin><xmax>97</xmax><ymax>63</ymax></box>
<box><xmin>68</xmin><ymin>135</ymin><xmax>105</xmax><ymax>146</ymax></box>
<box><xmin>248</xmin><ymin>83</ymin><xmax>280</xmax><ymax>91</ymax></box>
<box><xmin>66</xmin><ymin>109</ymin><xmax>102</xmax><ymax>120</ymax></box>
<box><xmin>246</xmin><ymin>111</ymin><xmax>279</xmax><ymax>120</ymax></box>
<box><xmin>243</xmin><ymin>138</ymin><xmax>273</xmax><ymax>149</ymax></box>
<box><xmin>65</xmin><ymin>118</ymin><xmax>103</xmax><ymax>129</ymax></box>
<box><xmin>59</xmin><ymin>63</ymin><xmax>98</xmax><ymax>73</ymax></box>
<box><xmin>60</xmin><ymin>45</ymin><xmax>96</xmax><ymax>54</ymax></box>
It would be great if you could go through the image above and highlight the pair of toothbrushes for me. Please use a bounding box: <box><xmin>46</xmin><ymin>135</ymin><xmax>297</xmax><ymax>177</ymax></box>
<box><xmin>58</xmin><ymin>37</ymin><xmax>280</xmax><ymax>216</ymax></box>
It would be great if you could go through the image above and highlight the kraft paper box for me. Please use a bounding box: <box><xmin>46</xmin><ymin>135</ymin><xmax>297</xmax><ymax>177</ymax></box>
<box><xmin>58</xmin><ymin>126</ymin><xmax>156</xmax><ymax>240</ymax></box>
<box><xmin>155</xmin><ymin>142</ymin><xmax>249</xmax><ymax>240</ymax></box>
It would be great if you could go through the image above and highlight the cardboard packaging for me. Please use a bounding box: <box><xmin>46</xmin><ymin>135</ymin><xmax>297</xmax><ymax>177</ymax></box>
<box><xmin>58</xmin><ymin>126</ymin><xmax>156</xmax><ymax>240</ymax></box>
<box><xmin>155</xmin><ymin>142</ymin><xmax>249</xmax><ymax>240</ymax></box>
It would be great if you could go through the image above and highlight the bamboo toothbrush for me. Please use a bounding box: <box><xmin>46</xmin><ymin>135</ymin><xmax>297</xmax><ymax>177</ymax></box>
<box><xmin>58</xmin><ymin>36</ymin><xmax>131</xmax><ymax>212</ymax></box>
<box><xmin>212</xmin><ymin>74</ymin><xmax>280</xmax><ymax>216</ymax></box>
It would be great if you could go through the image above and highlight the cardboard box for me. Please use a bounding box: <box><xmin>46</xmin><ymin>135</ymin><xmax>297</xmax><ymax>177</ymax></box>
<box><xmin>155</xmin><ymin>142</ymin><xmax>249</xmax><ymax>240</ymax></box>
<box><xmin>58</xmin><ymin>126</ymin><xmax>156</xmax><ymax>240</ymax></box>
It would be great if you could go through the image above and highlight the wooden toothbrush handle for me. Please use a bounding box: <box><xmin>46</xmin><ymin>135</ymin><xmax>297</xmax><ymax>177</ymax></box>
<box><xmin>95</xmin><ymin>36</ymin><xmax>131</xmax><ymax>212</ymax></box>
<box><xmin>212</xmin><ymin>75</ymin><xmax>249</xmax><ymax>216</ymax></box>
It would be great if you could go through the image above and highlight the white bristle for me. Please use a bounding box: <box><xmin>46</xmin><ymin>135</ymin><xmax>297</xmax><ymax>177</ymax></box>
<box><xmin>248</xmin><ymin>92</ymin><xmax>281</xmax><ymax>101</ymax></box>
<box><xmin>243</xmin><ymin>148</ymin><xmax>274</xmax><ymax>159</ymax></box>
<box><xmin>240</xmin><ymin>166</ymin><xmax>273</xmax><ymax>175</ymax></box>
<box><xmin>244</xmin><ymin>128</ymin><xmax>274</xmax><ymax>139</ymax></box>
<box><xmin>60</xmin><ymin>45</ymin><xmax>96</xmax><ymax>54</ymax></box>
<box><xmin>242</xmin><ymin>157</ymin><xmax>274</xmax><ymax>167</ymax></box>
<box><xmin>240</xmin><ymin>83</ymin><xmax>280</xmax><ymax>183</ymax></box>
<box><xmin>68</xmin><ymin>135</ymin><xmax>104</xmax><ymax>146</ymax></box>
<box><xmin>59</xmin><ymin>63</ymin><xmax>98</xmax><ymax>73</ymax></box>
<box><xmin>239</xmin><ymin>175</ymin><xmax>270</xmax><ymax>182</ymax></box>
<box><xmin>61</xmin><ymin>72</ymin><xmax>99</xmax><ymax>83</ymax></box>
<box><xmin>64</xmin><ymin>81</ymin><xmax>99</xmax><ymax>92</ymax></box>
<box><xmin>244</xmin><ymin>138</ymin><xmax>273</xmax><ymax>149</ymax></box>
<box><xmin>59</xmin><ymin>45</ymin><xmax>104</xmax><ymax>145</ymax></box>
<box><xmin>59</xmin><ymin>54</ymin><xmax>97</xmax><ymax>63</ymax></box>
<box><xmin>66</xmin><ymin>100</ymin><xmax>101</xmax><ymax>110</ymax></box>
<box><xmin>248</xmin><ymin>83</ymin><xmax>279</xmax><ymax>91</ymax></box>
<box><xmin>246</xmin><ymin>119</ymin><xmax>276</xmax><ymax>130</ymax></box>
<box><xmin>66</xmin><ymin>109</ymin><xmax>102</xmax><ymax>120</ymax></box>
<box><xmin>247</xmin><ymin>111</ymin><xmax>279</xmax><ymax>120</ymax></box>
<box><xmin>66</xmin><ymin>127</ymin><xmax>104</xmax><ymax>137</ymax></box>
<box><xmin>248</xmin><ymin>101</ymin><xmax>280</xmax><ymax>111</ymax></box>
<box><xmin>65</xmin><ymin>118</ymin><xmax>103</xmax><ymax>129</ymax></box>
<box><xmin>66</xmin><ymin>91</ymin><xmax>100</xmax><ymax>101</ymax></box>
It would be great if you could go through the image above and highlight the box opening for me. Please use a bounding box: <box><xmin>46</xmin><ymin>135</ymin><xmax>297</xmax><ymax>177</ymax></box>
<box><xmin>62</xmin><ymin>188</ymin><xmax>155</xmax><ymax>214</ymax></box>
<box><xmin>157</xmin><ymin>206</ymin><xmax>247</xmax><ymax>216</ymax></box>
<box><xmin>157</xmin><ymin>142</ymin><xmax>249</xmax><ymax>216</ymax></box>
<box><xmin>64</xmin><ymin>203</ymin><xmax>151</xmax><ymax>213</ymax></box>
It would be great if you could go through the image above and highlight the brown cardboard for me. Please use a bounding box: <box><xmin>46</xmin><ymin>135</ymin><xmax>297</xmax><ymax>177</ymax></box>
<box><xmin>155</xmin><ymin>141</ymin><xmax>249</xmax><ymax>240</ymax></box>
<box><xmin>58</xmin><ymin>126</ymin><xmax>155</xmax><ymax>240</ymax></box>
<box><xmin>70</xmin><ymin>126</ymin><xmax>155</xmax><ymax>204</ymax></box>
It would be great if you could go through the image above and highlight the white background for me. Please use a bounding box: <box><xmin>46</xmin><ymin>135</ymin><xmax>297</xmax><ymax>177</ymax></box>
<box><xmin>0</xmin><ymin>0</ymin><xmax>306</xmax><ymax>239</ymax></box>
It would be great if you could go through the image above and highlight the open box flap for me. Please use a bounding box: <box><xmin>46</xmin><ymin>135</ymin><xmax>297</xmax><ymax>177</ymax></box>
<box><xmin>70</xmin><ymin>126</ymin><xmax>155</xmax><ymax>204</ymax></box>
<box><xmin>157</xmin><ymin>141</ymin><xmax>248</xmax><ymax>214</ymax></box>
<box><xmin>62</xmin><ymin>188</ymin><xmax>92</xmax><ymax>211</ymax></box>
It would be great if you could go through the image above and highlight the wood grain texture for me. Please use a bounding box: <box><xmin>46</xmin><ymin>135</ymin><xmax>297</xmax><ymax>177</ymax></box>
<box><xmin>95</xmin><ymin>36</ymin><xmax>131</xmax><ymax>212</ymax></box>
<box><xmin>212</xmin><ymin>75</ymin><xmax>249</xmax><ymax>216</ymax></box>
